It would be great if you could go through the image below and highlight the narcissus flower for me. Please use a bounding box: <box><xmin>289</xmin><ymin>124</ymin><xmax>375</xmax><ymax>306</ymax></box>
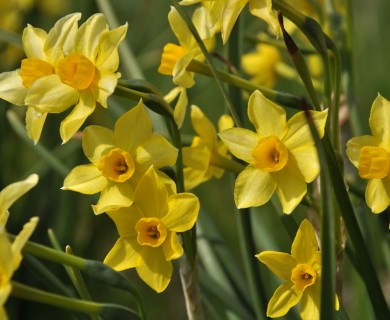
<box><xmin>0</xmin><ymin>12</ymin><xmax>127</xmax><ymax>143</ymax></box>
<box><xmin>0</xmin><ymin>174</ymin><xmax>39</xmax><ymax>226</ymax></box>
<box><xmin>346</xmin><ymin>95</ymin><xmax>390</xmax><ymax>213</ymax></box>
<box><xmin>0</xmin><ymin>217</ymin><xmax>38</xmax><ymax>320</ymax></box>
<box><xmin>183</xmin><ymin>105</ymin><xmax>234</xmax><ymax>190</ymax></box>
<box><xmin>219</xmin><ymin>90</ymin><xmax>328</xmax><ymax>213</ymax></box>
<box><xmin>104</xmin><ymin>166</ymin><xmax>199</xmax><ymax>293</ymax></box>
<box><xmin>62</xmin><ymin>100</ymin><xmax>178</xmax><ymax>214</ymax></box>
<box><xmin>256</xmin><ymin>219</ymin><xmax>339</xmax><ymax>319</ymax></box>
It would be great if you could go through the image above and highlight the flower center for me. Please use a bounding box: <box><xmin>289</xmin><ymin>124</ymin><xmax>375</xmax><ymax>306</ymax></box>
<box><xmin>19</xmin><ymin>58</ymin><xmax>54</xmax><ymax>88</ymax></box>
<box><xmin>97</xmin><ymin>148</ymin><xmax>135</xmax><ymax>182</ymax></box>
<box><xmin>252</xmin><ymin>135</ymin><xmax>288</xmax><ymax>172</ymax></box>
<box><xmin>291</xmin><ymin>263</ymin><xmax>317</xmax><ymax>292</ymax></box>
<box><xmin>135</xmin><ymin>218</ymin><xmax>168</xmax><ymax>247</ymax></box>
<box><xmin>56</xmin><ymin>53</ymin><xmax>96</xmax><ymax>90</ymax></box>
<box><xmin>158</xmin><ymin>43</ymin><xmax>186</xmax><ymax>75</ymax></box>
<box><xmin>358</xmin><ymin>146</ymin><xmax>390</xmax><ymax>179</ymax></box>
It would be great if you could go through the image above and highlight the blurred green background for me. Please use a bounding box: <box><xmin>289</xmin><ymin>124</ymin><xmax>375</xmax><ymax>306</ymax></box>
<box><xmin>1</xmin><ymin>0</ymin><xmax>389</xmax><ymax>319</ymax></box>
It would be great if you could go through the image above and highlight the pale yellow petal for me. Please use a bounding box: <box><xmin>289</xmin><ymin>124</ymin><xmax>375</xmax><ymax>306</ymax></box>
<box><xmin>163</xmin><ymin>194</ymin><xmax>199</xmax><ymax>232</ymax></box>
<box><xmin>114</xmin><ymin>100</ymin><xmax>152</xmax><ymax>152</ymax></box>
<box><xmin>173</xmin><ymin>54</ymin><xmax>195</xmax><ymax>88</ymax></box>
<box><xmin>0</xmin><ymin>70</ymin><xmax>27</xmax><ymax>106</ymax></box>
<box><xmin>300</xmin><ymin>282</ymin><xmax>321</xmax><ymax>320</ymax></box>
<box><xmin>107</xmin><ymin>206</ymin><xmax>143</xmax><ymax>237</ymax></box>
<box><xmin>11</xmin><ymin>217</ymin><xmax>39</xmax><ymax>269</ymax></box>
<box><xmin>92</xmin><ymin>181</ymin><xmax>134</xmax><ymax>214</ymax></box>
<box><xmin>22</xmin><ymin>25</ymin><xmax>47</xmax><ymax>59</ymax></box>
<box><xmin>0</xmin><ymin>227</ymin><xmax>15</xmax><ymax>279</ymax></box>
<box><xmin>26</xmin><ymin>74</ymin><xmax>78</xmax><ymax>113</ymax></box>
<box><xmin>134</xmin><ymin>167</ymin><xmax>169</xmax><ymax>219</ymax></box>
<box><xmin>218</xmin><ymin>114</ymin><xmax>234</xmax><ymax>132</ymax></box>
<box><xmin>267</xmin><ymin>280</ymin><xmax>303</xmax><ymax>317</ymax></box>
<box><xmin>191</xmin><ymin>105</ymin><xmax>217</xmax><ymax>148</ymax></box>
<box><xmin>234</xmin><ymin>166</ymin><xmax>276</xmax><ymax>208</ymax></box>
<box><xmin>162</xmin><ymin>232</ymin><xmax>184</xmax><ymax>261</ymax></box>
<box><xmin>220</xmin><ymin>0</ymin><xmax>249</xmax><ymax>44</ymax></box>
<box><xmin>183</xmin><ymin>167</ymin><xmax>208</xmax><ymax>191</ymax></box>
<box><xmin>82</xmin><ymin>125</ymin><xmax>115</xmax><ymax>164</ymax></box>
<box><xmin>60</xmin><ymin>91</ymin><xmax>96</xmax><ymax>143</ymax></box>
<box><xmin>346</xmin><ymin>135</ymin><xmax>380</xmax><ymax>168</ymax></box>
<box><xmin>288</xmin><ymin>145</ymin><xmax>320</xmax><ymax>182</ymax></box>
<box><xmin>96</xmin><ymin>23</ymin><xmax>128</xmax><ymax>71</ymax></box>
<box><xmin>135</xmin><ymin>135</ymin><xmax>178</xmax><ymax>169</ymax></box>
<box><xmin>248</xmin><ymin>90</ymin><xmax>287</xmax><ymax>139</ymax></box>
<box><xmin>96</xmin><ymin>70</ymin><xmax>120</xmax><ymax>108</ymax></box>
<box><xmin>168</xmin><ymin>7</ymin><xmax>192</xmax><ymax>50</ymax></box>
<box><xmin>136</xmin><ymin>247</ymin><xmax>172</xmax><ymax>293</ymax></box>
<box><xmin>183</xmin><ymin>143</ymin><xmax>210</xmax><ymax>171</ymax></box>
<box><xmin>173</xmin><ymin>87</ymin><xmax>188</xmax><ymax>128</ymax></box>
<box><xmin>274</xmin><ymin>167</ymin><xmax>307</xmax><ymax>214</ymax></box>
<box><xmin>256</xmin><ymin>251</ymin><xmax>296</xmax><ymax>280</ymax></box>
<box><xmin>44</xmin><ymin>13</ymin><xmax>81</xmax><ymax>63</ymax></box>
<box><xmin>75</xmin><ymin>13</ymin><xmax>107</xmax><ymax>61</ymax></box>
<box><xmin>62</xmin><ymin>164</ymin><xmax>107</xmax><ymax>194</ymax></box>
<box><xmin>291</xmin><ymin>219</ymin><xmax>319</xmax><ymax>263</ymax></box>
<box><xmin>218</xmin><ymin>127</ymin><xmax>258</xmax><ymax>163</ymax></box>
<box><xmin>25</xmin><ymin>108</ymin><xmax>48</xmax><ymax>143</ymax></box>
<box><xmin>283</xmin><ymin>109</ymin><xmax>328</xmax><ymax>150</ymax></box>
<box><xmin>249</xmin><ymin>0</ymin><xmax>280</xmax><ymax>37</ymax></box>
<box><xmin>369</xmin><ymin>94</ymin><xmax>390</xmax><ymax>150</ymax></box>
<box><xmin>104</xmin><ymin>237</ymin><xmax>140</xmax><ymax>271</ymax></box>
<box><xmin>0</xmin><ymin>174</ymin><xmax>38</xmax><ymax>226</ymax></box>
<box><xmin>366</xmin><ymin>177</ymin><xmax>390</xmax><ymax>213</ymax></box>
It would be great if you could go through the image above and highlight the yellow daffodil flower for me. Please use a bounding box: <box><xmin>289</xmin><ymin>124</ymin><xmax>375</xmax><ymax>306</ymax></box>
<box><xmin>62</xmin><ymin>100</ymin><xmax>178</xmax><ymax>214</ymax></box>
<box><xmin>104</xmin><ymin>166</ymin><xmax>199</xmax><ymax>293</ymax></box>
<box><xmin>0</xmin><ymin>13</ymin><xmax>127</xmax><ymax>143</ymax></box>
<box><xmin>0</xmin><ymin>174</ymin><xmax>39</xmax><ymax>226</ymax></box>
<box><xmin>158</xmin><ymin>6</ymin><xmax>216</xmax><ymax>89</ymax></box>
<box><xmin>219</xmin><ymin>90</ymin><xmax>328</xmax><ymax>213</ymax></box>
<box><xmin>346</xmin><ymin>95</ymin><xmax>390</xmax><ymax>213</ymax></box>
<box><xmin>180</xmin><ymin>0</ymin><xmax>279</xmax><ymax>43</ymax></box>
<box><xmin>0</xmin><ymin>217</ymin><xmax>38</xmax><ymax>320</ymax></box>
<box><xmin>242</xmin><ymin>43</ymin><xmax>282</xmax><ymax>88</ymax></box>
<box><xmin>256</xmin><ymin>219</ymin><xmax>339</xmax><ymax>319</ymax></box>
<box><xmin>183</xmin><ymin>105</ymin><xmax>234</xmax><ymax>190</ymax></box>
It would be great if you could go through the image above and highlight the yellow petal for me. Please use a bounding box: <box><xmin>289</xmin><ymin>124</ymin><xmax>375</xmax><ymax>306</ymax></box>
<box><xmin>291</xmin><ymin>219</ymin><xmax>319</xmax><ymax>263</ymax></box>
<box><xmin>218</xmin><ymin>114</ymin><xmax>234</xmax><ymax>132</ymax></box>
<box><xmin>135</xmin><ymin>135</ymin><xmax>178</xmax><ymax>169</ymax></box>
<box><xmin>300</xmin><ymin>282</ymin><xmax>321</xmax><ymax>320</ymax></box>
<box><xmin>104</xmin><ymin>237</ymin><xmax>140</xmax><ymax>271</ymax></box>
<box><xmin>346</xmin><ymin>135</ymin><xmax>380</xmax><ymax>168</ymax></box>
<box><xmin>173</xmin><ymin>87</ymin><xmax>188</xmax><ymax>128</ymax></box>
<box><xmin>0</xmin><ymin>227</ymin><xmax>14</xmax><ymax>280</ymax></box>
<box><xmin>183</xmin><ymin>168</ymin><xmax>208</xmax><ymax>191</ymax></box>
<box><xmin>44</xmin><ymin>13</ymin><xmax>81</xmax><ymax>62</ymax></box>
<box><xmin>134</xmin><ymin>167</ymin><xmax>169</xmax><ymax>219</ymax></box>
<box><xmin>25</xmin><ymin>108</ymin><xmax>48</xmax><ymax>143</ymax></box>
<box><xmin>26</xmin><ymin>74</ymin><xmax>79</xmax><ymax>113</ymax></box>
<box><xmin>366</xmin><ymin>177</ymin><xmax>390</xmax><ymax>213</ymax></box>
<box><xmin>162</xmin><ymin>231</ymin><xmax>184</xmax><ymax>261</ymax></box>
<box><xmin>173</xmin><ymin>54</ymin><xmax>195</xmax><ymax>88</ymax></box>
<box><xmin>136</xmin><ymin>247</ymin><xmax>172</xmax><ymax>293</ymax></box>
<box><xmin>369</xmin><ymin>94</ymin><xmax>390</xmax><ymax>150</ymax></box>
<box><xmin>249</xmin><ymin>0</ymin><xmax>280</xmax><ymax>38</ymax></box>
<box><xmin>92</xmin><ymin>181</ymin><xmax>134</xmax><ymax>214</ymax></box>
<box><xmin>82</xmin><ymin>125</ymin><xmax>115</xmax><ymax>163</ymax></box>
<box><xmin>96</xmin><ymin>70</ymin><xmax>121</xmax><ymax>108</ymax></box>
<box><xmin>0</xmin><ymin>70</ymin><xmax>27</xmax><ymax>106</ymax></box>
<box><xmin>220</xmin><ymin>0</ymin><xmax>249</xmax><ymax>44</ymax></box>
<box><xmin>288</xmin><ymin>145</ymin><xmax>320</xmax><ymax>183</ymax></box>
<box><xmin>11</xmin><ymin>217</ymin><xmax>39</xmax><ymax>269</ymax></box>
<box><xmin>0</xmin><ymin>174</ymin><xmax>38</xmax><ymax>226</ymax></box>
<box><xmin>60</xmin><ymin>91</ymin><xmax>96</xmax><ymax>143</ymax></box>
<box><xmin>107</xmin><ymin>206</ymin><xmax>143</xmax><ymax>237</ymax></box>
<box><xmin>168</xmin><ymin>7</ymin><xmax>193</xmax><ymax>50</ymax></box>
<box><xmin>22</xmin><ymin>25</ymin><xmax>47</xmax><ymax>59</ymax></box>
<box><xmin>218</xmin><ymin>127</ymin><xmax>258</xmax><ymax>163</ymax></box>
<box><xmin>163</xmin><ymin>194</ymin><xmax>199</xmax><ymax>232</ymax></box>
<box><xmin>267</xmin><ymin>280</ymin><xmax>303</xmax><ymax>317</ymax></box>
<box><xmin>234</xmin><ymin>166</ymin><xmax>276</xmax><ymax>208</ymax></box>
<box><xmin>114</xmin><ymin>100</ymin><xmax>152</xmax><ymax>151</ymax></box>
<box><xmin>283</xmin><ymin>109</ymin><xmax>328</xmax><ymax>150</ymax></box>
<box><xmin>74</xmin><ymin>13</ymin><xmax>107</xmax><ymax>61</ymax></box>
<box><xmin>274</xmin><ymin>167</ymin><xmax>307</xmax><ymax>214</ymax></box>
<box><xmin>95</xmin><ymin>23</ymin><xmax>128</xmax><ymax>71</ymax></box>
<box><xmin>256</xmin><ymin>251</ymin><xmax>296</xmax><ymax>280</ymax></box>
<box><xmin>183</xmin><ymin>143</ymin><xmax>210</xmax><ymax>172</ymax></box>
<box><xmin>63</xmin><ymin>164</ymin><xmax>107</xmax><ymax>194</ymax></box>
<box><xmin>191</xmin><ymin>105</ymin><xmax>217</xmax><ymax>149</ymax></box>
<box><xmin>248</xmin><ymin>90</ymin><xmax>287</xmax><ymax>139</ymax></box>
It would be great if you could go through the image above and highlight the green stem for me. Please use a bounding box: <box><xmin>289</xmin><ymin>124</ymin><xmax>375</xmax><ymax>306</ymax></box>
<box><xmin>210</xmin><ymin>153</ymin><xmax>245</xmax><ymax>175</ymax></box>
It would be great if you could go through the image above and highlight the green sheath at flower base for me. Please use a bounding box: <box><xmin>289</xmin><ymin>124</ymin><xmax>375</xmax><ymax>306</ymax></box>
<box><xmin>104</xmin><ymin>166</ymin><xmax>200</xmax><ymax>293</ymax></box>
<box><xmin>256</xmin><ymin>219</ymin><xmax>340</xmax><ymax>319</ymax></box>
<box><xmin>346</xmin><ymin>94</ymin><xmax>390</xmax><ymax>213</ymax></box>
<box><xmin>62</xmin><ymin>100</ymin><xmax>178</xmax><ymax>214</ymax></box>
